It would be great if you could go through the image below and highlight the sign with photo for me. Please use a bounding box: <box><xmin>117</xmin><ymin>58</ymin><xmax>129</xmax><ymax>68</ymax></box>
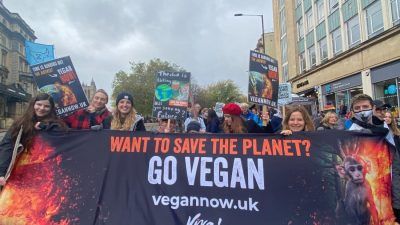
<box><xmin>30</xmin><ymin>56</ymin><xmax>89</xmax><ymax>117</ymax></box>
<box><xmin>152</xmin><ymin>71</ymin><xmax>191</xmax><ymax>120</ymax></box>
<box><xmin>248</xmin><ymin>51</ymin><xmax>279</xmax><ymax>108</ymax></box>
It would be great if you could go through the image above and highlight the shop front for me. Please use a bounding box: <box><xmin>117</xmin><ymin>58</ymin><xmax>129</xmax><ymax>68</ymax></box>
<box><xmin>371</xmin><ymin>60</ymin><xmax>400</xmax><ymax>118</ymax></box>
<box><xmin>322</xmin><ymin>74</ymin><xmax>363</xmax><ymax>117</ymax></box>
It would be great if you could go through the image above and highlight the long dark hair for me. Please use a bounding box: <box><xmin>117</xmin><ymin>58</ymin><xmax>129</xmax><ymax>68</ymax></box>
<box><xmin>9</xmin><ymin>93</ymin><xmax>64</xmax><ymax>149</ymax></box>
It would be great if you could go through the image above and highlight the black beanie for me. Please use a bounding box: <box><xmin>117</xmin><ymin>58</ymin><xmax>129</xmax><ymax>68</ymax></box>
<box><xmin>186</xmin><ymin>121</ymin><xmax>201</xmax><ymax>133</ymax></box>
<box><xmin>116</xmin><ymin>92</ymin><xmax>133</xmax><ymax>105</ymax></box>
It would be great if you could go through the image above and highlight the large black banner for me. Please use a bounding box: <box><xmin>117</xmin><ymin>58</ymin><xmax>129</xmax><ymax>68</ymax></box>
<box><xmin>248</xmin><ymin>50</ymin><xmax>279</xmax><ymax>108</ymax></box>
<box><xmin>0</xmin><ymin>131</ymin><xmax>396</xmax><ymax>224</ymax></box>
<box><xmin>30</xmin><ymin>56</ymin><xmax>89</xmax><ymax>117</ymax></box>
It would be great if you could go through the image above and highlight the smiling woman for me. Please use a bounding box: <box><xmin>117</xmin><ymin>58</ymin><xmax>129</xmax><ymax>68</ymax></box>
<box><xmin>0</xmin><ymin>93</ymin><xmax>67</xmax><ymax>186</ymax></box>
<box><xmin>111</xmin><ymin>92</ymin><xmax>146</xmax><ymax>132</ymax></box>
<box><xmin>280</xmin><ymin>105</ymin><xmax>315</xmax><ymax>135</ymax></box>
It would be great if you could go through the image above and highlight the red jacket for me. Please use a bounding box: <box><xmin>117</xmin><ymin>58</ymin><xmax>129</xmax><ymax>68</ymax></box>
<box><xmin>64</xmin><ymin>108</ymin><xmax>112</xmax><ymax>129</ymax></box>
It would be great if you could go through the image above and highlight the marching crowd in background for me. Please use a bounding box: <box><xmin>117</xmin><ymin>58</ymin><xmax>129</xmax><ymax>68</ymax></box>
<box><xmin>1</xmin><ymin>88</ymin><xmax>400</xmax><ymax>222</ymax></box>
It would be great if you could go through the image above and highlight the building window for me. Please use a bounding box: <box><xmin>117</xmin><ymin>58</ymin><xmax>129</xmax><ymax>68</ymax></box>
<box><xmin>391</xmin><ymin>0</ymin><xmax>400</xmax><ymax>25</ymax></box>
<box><xmin>331</xmin><ymin>28</ymin><xmax>342</xmax><ymax>55</ymax></box>
<box><xmin>318</xmin><ymin>38</ymin><xmax>328</xmax><ymax>61</ymax></box>
<box><xmin>296</xmin><ymin>0</ymin><xmax>302</xmax><ymax>6</ymax></box>
<box><xmin>308</xmin><ymin>45</ymin><xmax>316</xmax><ymax>67</ymax></box>
<box><xmin>365</xmin><ymin>1</ymin><xmax>384</xmax><ymax>38</ymax></box>
<box><xmin>1</xmin><ymin>50</ymin><xmax>7</xmax><ymax>66</ymax></box>
<box><xmin>280</xmin><ymin>0</ymin><xmax>285</xmax><ymax>8</ymax></box>
<box><xmin>306</xmin><ymin>10</ymin><xmax>314</xmax><ymax>32</ymax></box>
<box><xmin>297</xmin><ymin>18</ymin><xmax>304</xmax><ymax>40</ymax></box>
<box><xmin>282</xmin><ymin>63</ymin><xmax>289</xmax><ymax>82</ymax></box>
<box><xmin>316</xmin><ymin>0</ymin><xmax>325</xmax><ymax>23</ymax></box>
<box><xmin>299</xmin><ymin>52</ymin><xmax>306</xmax><ymax>73</ymax></box>
<box><xmin>280</xmin><ymin>7</ymin><xmax>287</xmax><ymax>36</ymax></box>
<box><xmin>329</xmin><ymin>0</ymin><xmax>339</xmax><ymax>13</ymax></box>
<box><xmin>281</xmin><ymin>36</ymin><xmax>288</xmax><ymax>63</ymax></box>
<box><xmin>346</xmin><ymin>16</ymin><xmax>360</xmax><ymax>48</ymax></box>
<box><xmin>0</xmin><ymin>35</ymin><xmax>6</xmax><ymax>47</ymax></box>
<box><xmin>374</xmin><ymin>79</ymin><xmax>398</xmax><ymax>110</ymax></box>
<box><xmin>19</xmin><ymin>57</ymin><xmax>24</xmax><ymax>72</ymax></box>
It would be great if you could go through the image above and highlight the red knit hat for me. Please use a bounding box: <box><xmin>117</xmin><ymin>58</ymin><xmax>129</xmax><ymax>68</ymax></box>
<box><xmin>222</xmin><ymin>103</ymin><xmax>242</xmax><ymax>116</ymax></box>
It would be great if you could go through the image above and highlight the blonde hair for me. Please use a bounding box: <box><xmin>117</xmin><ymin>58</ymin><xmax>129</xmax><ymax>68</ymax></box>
<box><xmin>282</xmin><ymin>105</ymin><xmax>315</xmax><ymax>131</ymax></box>
<box><xmin>321</xmin><ymin>111</ymin><xmax>338</xmax><ymax>127</ymax></box>
<box><xmin>386</xmin><ymin>112</ymin><xmax>400</xmax><ymax>136</ymax></box>
<box><xmin>111</xmin><ymin>107</ymin><xmax>137</xmax><ymax>130</ymax></box>
<box><xmin>92</xmin><ymin>89</ymin><xmax>109</xmax><ymax>103</ymax></box>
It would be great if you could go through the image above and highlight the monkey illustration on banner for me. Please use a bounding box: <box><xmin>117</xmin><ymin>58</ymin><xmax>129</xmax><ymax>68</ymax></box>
<box><xmin>335</xmin><ymin>140</ymin><xmax>379</xmax><ymax>225</ymax></box>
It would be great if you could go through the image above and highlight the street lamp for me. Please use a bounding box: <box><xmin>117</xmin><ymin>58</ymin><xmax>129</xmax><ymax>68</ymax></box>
<box><xmin>234</xmin><ymin>13</ymin><xmax>265</xmax><ymax>54</ymax></box>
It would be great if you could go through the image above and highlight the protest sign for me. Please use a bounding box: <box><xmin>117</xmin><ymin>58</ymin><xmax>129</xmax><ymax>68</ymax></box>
<box><xmin>248</xmin><ymin>51</ymin><xmax>279</xmax><ymax>108</ymax></box>
<box><xmin>214</xmin><ymin>102</ymin><xmax>224</xmax><ymax>118</ymax></box>
<box><xmin>0</xmin><ymin>131</ymin><xmax>395</xmax><ymax>224</ymax></box>
<box><xmin>278</xmin><ymin>83</ymin><xmax>292</xmax><ymax>106</ymax></box>
<box><xmin>30</xmin><ymin>56</ymin><xmax>89</xmax><ymax>116</ymax></box>
<box><xmin>152</xmin><ymin>71</ymin><xmax>191</xmax><ymax>120</ymax></box>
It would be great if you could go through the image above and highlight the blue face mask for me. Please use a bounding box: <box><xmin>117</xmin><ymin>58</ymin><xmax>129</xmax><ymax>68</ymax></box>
<box><xmin>354</xmin><ymin>109</ymin><xmax>373</xmax><ymax>123</ymax></box>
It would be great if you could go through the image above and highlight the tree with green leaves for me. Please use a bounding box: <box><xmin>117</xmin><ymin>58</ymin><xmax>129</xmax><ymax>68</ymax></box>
<box><xmin>112</xmin><ymin>58</ymin><xmax>185</xmax><ymax>116</ymax></box>
<box><xmin>193</xmin><ymin>80</ymin><xmax>246</xmax><ymax>108</ymax></box>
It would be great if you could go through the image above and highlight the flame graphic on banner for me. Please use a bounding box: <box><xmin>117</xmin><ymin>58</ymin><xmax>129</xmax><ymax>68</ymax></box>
<box><xmin>0</xmin><ymin>136</ymin><xmax>73</xmax><ymax>225</ymax></box>
<box><xmin>359</xmin><ymin>140</ymin><xmax>396</xmax><ymax>224</ymax></box>
<box><xmin>305</xmin><ymin>139</ymin><xmax>396</xmax><ymax>225</ymax></box>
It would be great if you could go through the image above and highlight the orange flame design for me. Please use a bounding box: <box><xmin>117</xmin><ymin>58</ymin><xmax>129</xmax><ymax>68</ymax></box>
<box><xmin>0</xmin><ymin>136</ymin><xmax>72</xmax><ymax>225</ymax></box>
<box><xmin>352</xmin><ymin>140</ymin><xmax>396</xmax><ymax>225</ymax></box>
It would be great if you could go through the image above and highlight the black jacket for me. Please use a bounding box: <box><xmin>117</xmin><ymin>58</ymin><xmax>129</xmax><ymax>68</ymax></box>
<box><xmin>246</xmin><ymin>120</ymin><xmax>274</xmax><ymax>133</ymax></box>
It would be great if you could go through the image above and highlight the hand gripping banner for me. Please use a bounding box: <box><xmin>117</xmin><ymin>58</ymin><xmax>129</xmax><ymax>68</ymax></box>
<box><xmin>0</xmin><ymin>130</ymin><xmax>396</xmax><ymax>225</ymax></box>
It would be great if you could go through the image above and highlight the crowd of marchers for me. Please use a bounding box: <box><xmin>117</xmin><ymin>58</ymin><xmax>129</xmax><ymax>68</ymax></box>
<box><xmin>1</xmin><ymin>88</ymin><xmax>400</xmax><ymax>222</ymax></box>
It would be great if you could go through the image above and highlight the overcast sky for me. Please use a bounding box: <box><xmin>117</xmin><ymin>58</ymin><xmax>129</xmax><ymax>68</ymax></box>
<box><xmin>5</xmin><ymin>0</ymin><xmax>274</xmax><ymax>95</ymax></box>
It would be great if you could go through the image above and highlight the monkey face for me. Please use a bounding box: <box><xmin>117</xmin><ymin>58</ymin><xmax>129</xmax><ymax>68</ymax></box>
<box><xmin>345</xmin><ymin>163</ymin><xmax>364</xmax><ymax>184</ymax></box>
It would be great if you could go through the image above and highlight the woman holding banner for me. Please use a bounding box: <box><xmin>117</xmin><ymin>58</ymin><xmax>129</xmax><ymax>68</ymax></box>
<box><xmin>111</xmin><ymin>92</ymin><xmax>146</xmax><ymax>131</ymax></box>
<box><xmin>64</xmin><ymin>89</ymin><xmax>112</xmax><ymax>130</ymax></box>
<box><xmin>0</xmin><ymin>93</ymin><xmax>67</xmax><ymax>186</ymax></box>
<box><xmin>221</xmin><ymin>103</ymin><xmax>273</xmax><ymax>133</ymax></box>
<box><xmin>280</xmin><ymin>105</ymin><xmax>315</xmax><ymax>135</ymax></box>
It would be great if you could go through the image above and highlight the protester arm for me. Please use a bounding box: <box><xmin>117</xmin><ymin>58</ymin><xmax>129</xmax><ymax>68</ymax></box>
<box><xmin>261</xmin><ymin>120</ymin><xmax>274</xmax><ymax>133</ymax></box>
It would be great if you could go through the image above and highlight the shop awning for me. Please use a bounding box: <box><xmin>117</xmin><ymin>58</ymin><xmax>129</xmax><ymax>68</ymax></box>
<box><xmin>0</xmin><ymin>83</ymin><xmax>31</xmax><ymax>102</ymax></box>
